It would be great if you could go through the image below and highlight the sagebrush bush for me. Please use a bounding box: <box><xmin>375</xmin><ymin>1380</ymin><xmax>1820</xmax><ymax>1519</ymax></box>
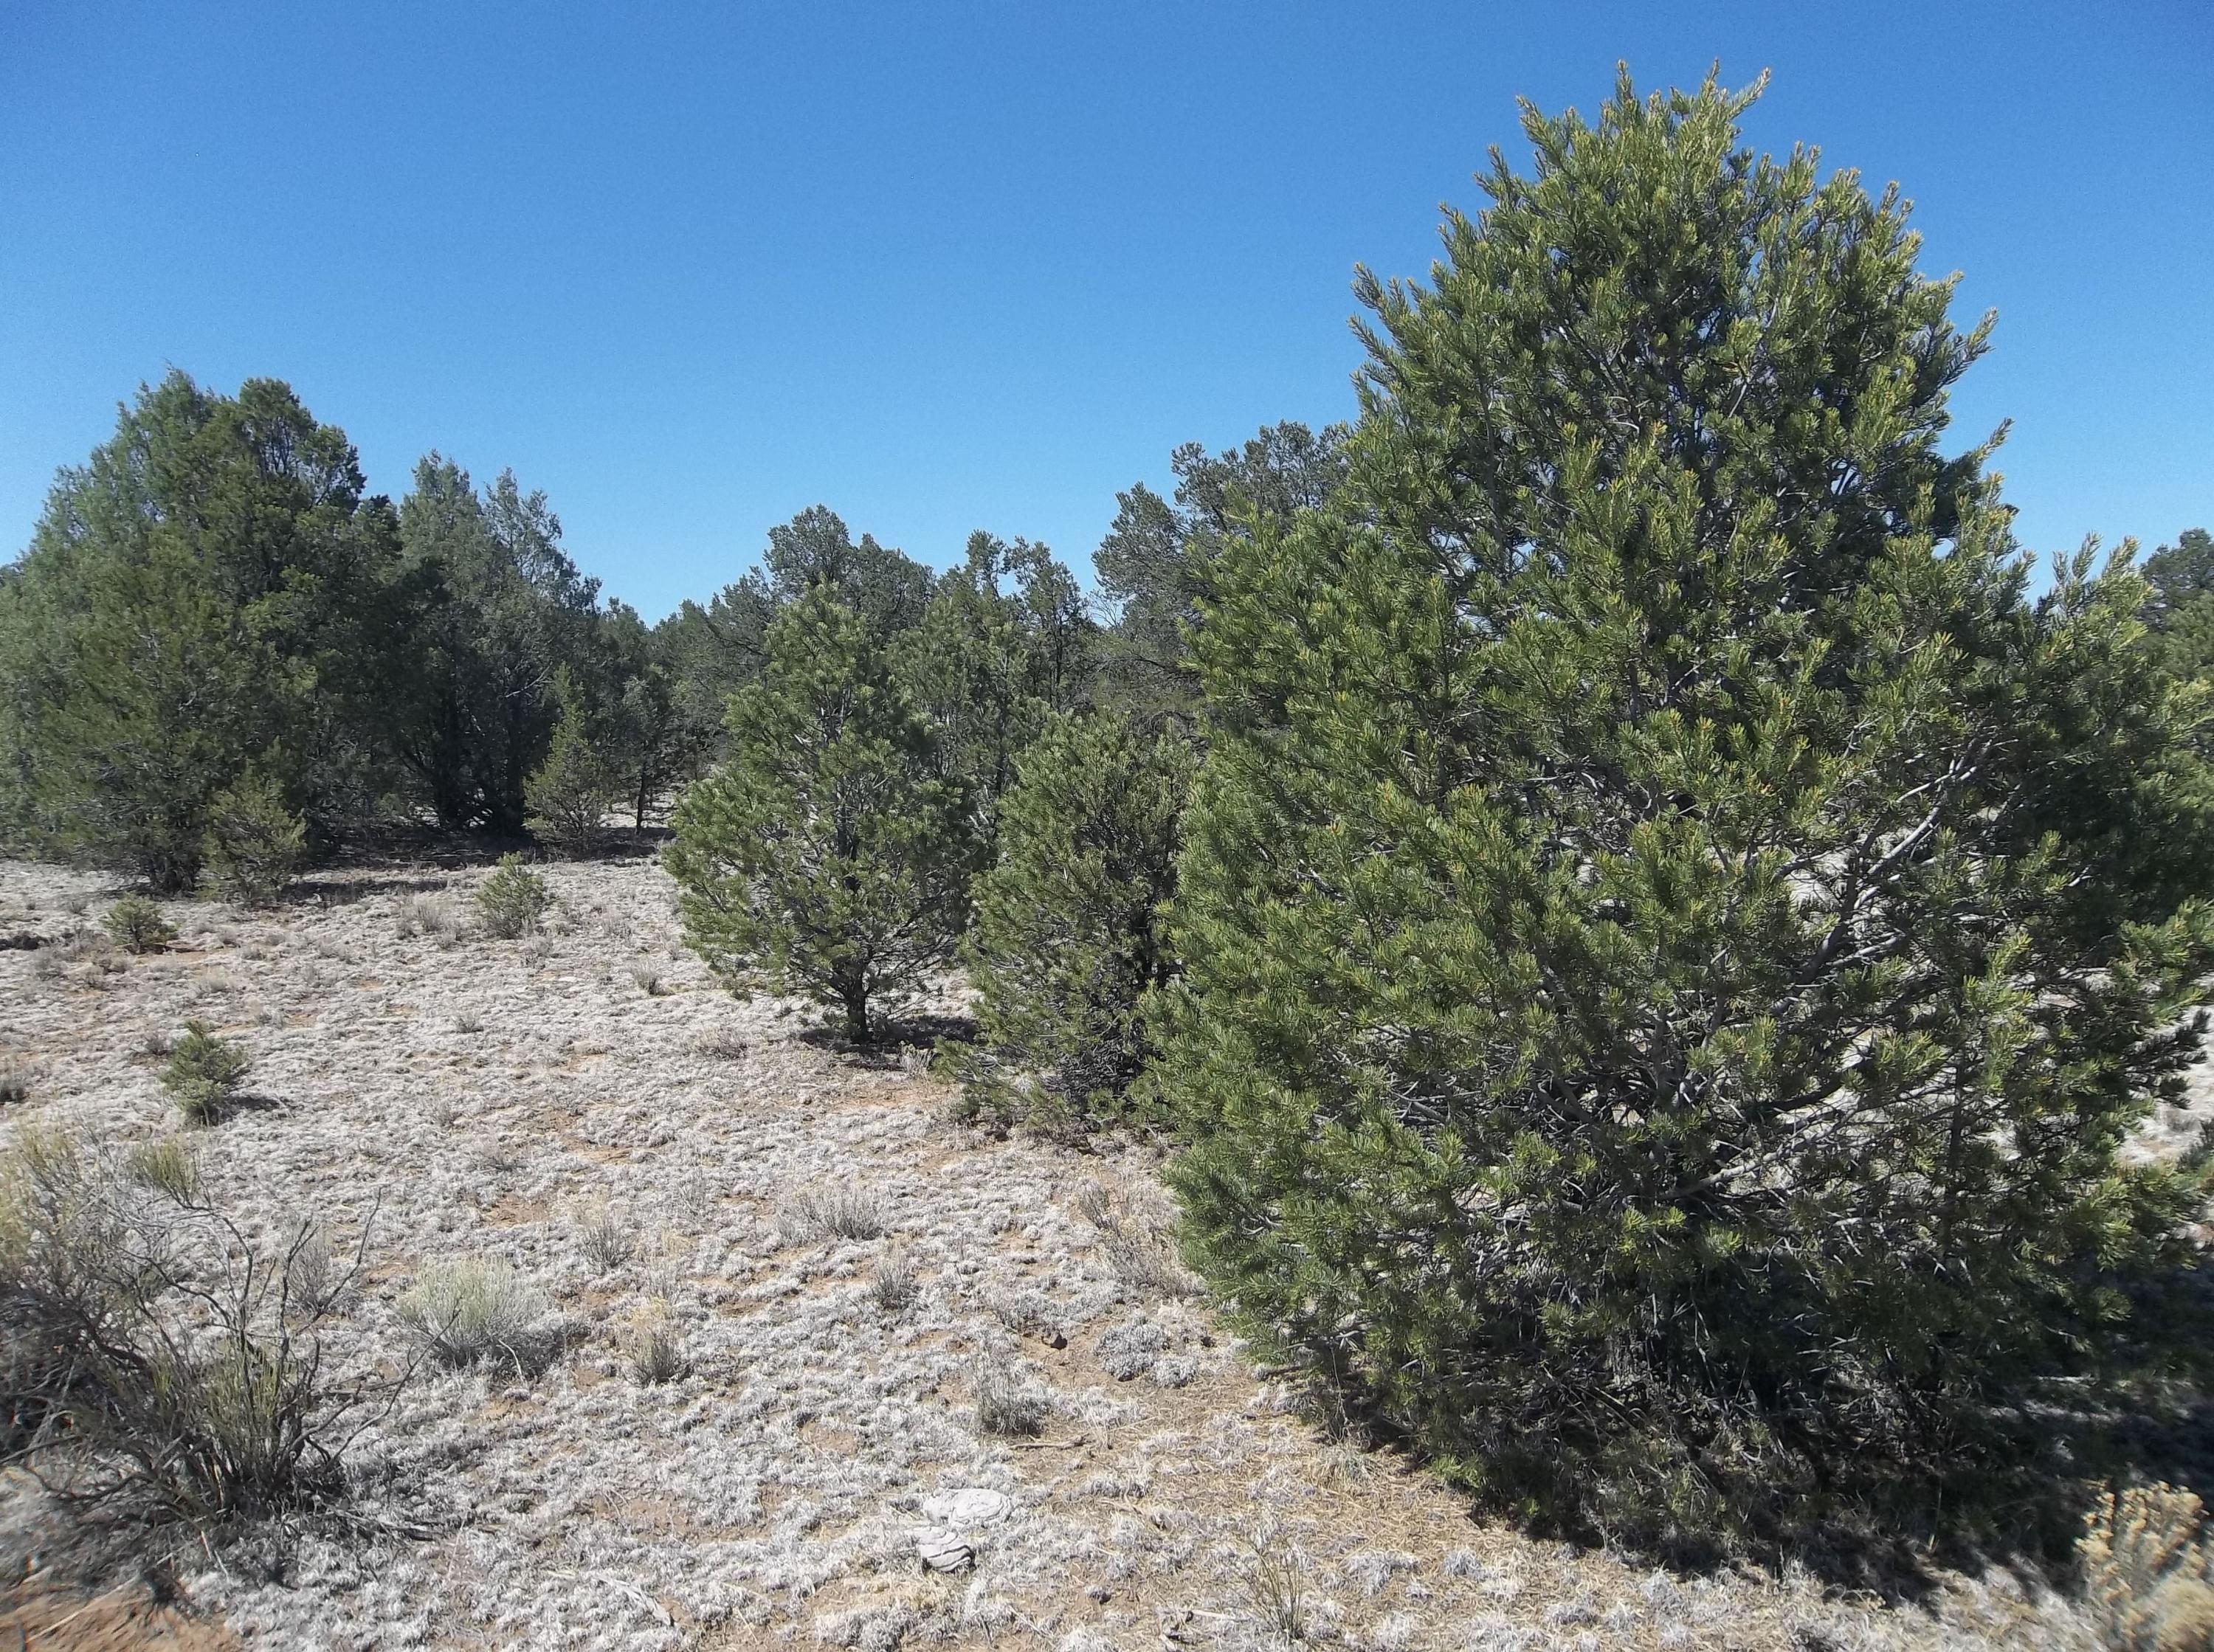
<box><xmin>198</xmin><ymin>770</ymin><xmax>307</xmax><ymax>908</ymax></box>
<box><xmin>1158</xmin><ymin>73</ymin><xmax>2214</xmax><ymax>1549</ymax></box>
<box><xmin>125</xmin><ymin>1134</ymin><xmax>201</xmax><ymax>1203</ymax></box>
<box><xmin>102</xmin><ymin>894</ymin><xmax>176</xmax><ymax>954</ymax></box>
<box><xmin>972</xmin><ymin>1351</ymin><xmax>1046</xmax><ymax>1438</ymax></box>
<box><xmin>779</xmin><ymin>1185</ymin><xmax>886</xmax><ymax>1244</ymax></box>
<box><xmin>954</xmin><ymin>711</ymin><xmax>1193</xmax><ymax>1138</ymax></box>
<box><xmin>396</xmin><ymin>1258</ymin><xmax>552</xmax><ymax>1372</ymax></box>
<box><xmin>0</xmin><ymin>1128</ymin><xmax>384</xmax><ymax>1524</ymax></box>
<box><xmin>2080</xmin><ymin>1484</ymin><xmax>2214</xmax><ymax>1652</ymax></box>
<box><xmin>162</xmin><ymin>1020</ymin><xmax>251</xmax><ymax>1123</ymax></box>
<box><xmin>477</xmin><ymin>854</ymin><xmax>552</xmax><ymax>939</ymax></box>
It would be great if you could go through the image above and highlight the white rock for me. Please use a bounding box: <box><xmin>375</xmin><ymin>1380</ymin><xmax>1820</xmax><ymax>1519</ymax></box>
<box><xmin>916</xmin><ymin>1527</ymin><xmax>974</xmax><ymax>1572</ymax></box>
<box><xmin>921</xmin><ymin>1487</ymin><xmax>1013</xmax><ymax>1527</ymax></box>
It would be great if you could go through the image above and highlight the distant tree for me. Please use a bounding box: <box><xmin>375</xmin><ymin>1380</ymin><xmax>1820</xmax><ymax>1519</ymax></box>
<box><xmin>392</xmin><ymin>456</ymin><xmax>601</xmax><ymax>834</ymax></box>
<box><xmin>1158</xmin><ymin>73</ymin><xmax>2214</xmax><ymax>1549</ymax></box>
<box><xmin>902</xmin><ymin>531</ymin><xmax>1094</xmax><ymax>856</ymax></box>
<box><xmin>1094</xmin><ymin>421</ymin><xmax>1348</xmax><ymax>718</ymax></box>
<box><xmin>0</xmin><ymin>373</ymin><xmax>402</xmax><ymax>888</ymax></box>
<box><xmin>524</xmin><ymin>674</ymin><xmax>617</xmax><ymax>858</ymax></box>
<box><xmin>664</xmin><ymin>506</ymin><xmax>936</xmax><ymax>766</ymax></box>
<box><xmin>666</xmin><ymin>590</ymin><xmax>971</xmax><ymax>1040</ymax></box>
<box><xmin>956</xmin><ymin>712</ymin><xmax>1192</xmax><ymax>1136</ymax></box>
<box><xmin>593</xmin><ymin>601</ymin><xmax>706</xmax><ymax>834</ymax></box>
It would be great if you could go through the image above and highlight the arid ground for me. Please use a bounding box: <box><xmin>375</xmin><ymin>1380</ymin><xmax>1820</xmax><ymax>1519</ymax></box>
<box><xmin>0</xmin><ymin>855</ymin><xmax>2134</xmax><ymax>1650</ymax></box>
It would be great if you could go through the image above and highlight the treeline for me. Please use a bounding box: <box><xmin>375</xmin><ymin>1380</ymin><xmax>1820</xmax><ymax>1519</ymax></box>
<box><xmin>13</xmin><ymin>68</ymin><xmax>2214</xmax><ymax>1563</ymax></box>
<box><xmin>0</xmin><ymin>367</ymin><xmax>1324</xmax><ymax>894</ymax></box>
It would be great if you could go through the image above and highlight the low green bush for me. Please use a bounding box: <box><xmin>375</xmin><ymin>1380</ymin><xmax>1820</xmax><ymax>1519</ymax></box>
<box><xmin>477</xmin><ymin>854</ymin><xmax>552</xmax><ymax>940</ymax></box>
<box><xmin>101</xmin><ymin>894</ymin><xmax>176</xmax><ymax>954</ymax></box>
<box><xmin>162</xmin><ymin>1020</ymin><xmax>251</xmax><ymax>1123</ymax></box>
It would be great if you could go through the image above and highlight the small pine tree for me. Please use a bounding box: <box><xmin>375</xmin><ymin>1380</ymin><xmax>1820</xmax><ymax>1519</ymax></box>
<box><xmin>525</xmin><ymin>685</ymin><xmax>615</xmax><ymax>859</ymax></box>
<box><xmin>162</xmin><ymin>1020</ymin><xmax>251</xmax><ymax>1123</ymax></box>
<box><xmin>102</xmin><ymin>894</ymin><xmax>177</xmax><ymax>954</ymax></box>
<box><xmin>666</xmin><ymin>589</ymin><xmax>971</xmax><ymax>1041</ymax></box>
<box><xmin>956</xmin><ymin>713</ymin><xmax>1193</xmax><ymax>1136</ymax></box>
<box><xmin>477</xmin><ymin>853</ymin><xmax>553</xmax><ymax>939</ymax></box>
<box><xmin>1158</xmin><ymin>73</ymin><xmax>2214</xmax><ymax>1548</ymax></box>
<box><xmin>199</xmin><ymin>770</ymin><xmax>308</xmax><ymax>907</ymax></box>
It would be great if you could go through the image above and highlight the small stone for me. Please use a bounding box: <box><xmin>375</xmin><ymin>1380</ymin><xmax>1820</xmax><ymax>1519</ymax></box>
<box><xmin>921</xmin><ymin>1487</ymin><xmax>1013</xmax><ymax>1527</ymax></box>
<box><xmin>917</xmin><ymin>1528</ymin><xmax>973</xmax><ymax>1572</ymax></box>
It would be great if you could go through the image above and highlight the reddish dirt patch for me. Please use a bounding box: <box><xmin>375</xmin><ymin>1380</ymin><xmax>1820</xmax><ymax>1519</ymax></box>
<box><xmin>0</xmin><ymin>1582</ymin><xmax>241</xmax><ymax>1651</ymax></box>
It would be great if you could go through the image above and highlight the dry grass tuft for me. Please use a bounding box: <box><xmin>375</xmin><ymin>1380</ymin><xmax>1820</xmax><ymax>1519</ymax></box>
<box><xmin>396</xmin><ymin>1258</ymin><xmax>555</xmax><ymax>1375</ymax></box>
<box><xmin>869</xmin><ymin>1248</ymin><xmax>919</xmax><ymax>1313</ymax></box>
<box><xmin>393</xmin><ymin>893</ymin><xmax>456</xmax><ymax>941</ymax></box>
<box><xmin>2081</xmin><ymin>1482</ymin><xmax>2214</xmax><ymax>1652</ymax></box>
<box><xmin>972</xmin><ymin>1350</ymin><xmax>1046</xmax><ymax>1438</ymax></box>
<box><xmin>1243</xmin><ymin>1535</ymin><xmax>1316</xmax><ymax>1647</ymax></box>
<box><xmin>622</xmin><ymin>1301</ymin><xmax>690</xmax><ymax>1386</ymax></box>
<box><xmin>125</xmin><ymin>1133</ymin><xmax>201</xmax><ymax>1203</ymax></box>
<box><xmin>577</xmin><ymin>1207</ymin><xmax>635</xmax><ymax>1273</ymax></box>
<box><xmin>780</xmin><ymin>1184</ymin><xmax>887</xmax><ymax>1244</ymax></box>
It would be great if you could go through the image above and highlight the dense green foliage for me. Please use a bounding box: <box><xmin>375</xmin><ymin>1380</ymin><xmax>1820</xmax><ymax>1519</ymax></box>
<box><xmin>163</xmin><ymin>1020</ymin><xmax>252</xmax><ymax>1124</ymax></box>
<box><xmin>1094</xmin><ymin>422</ymin><xmax>1348</xmax><ymax>719</ymax></box>
<box><xmin>477</xmin><ymin>854</ymin><xmax>554</xmax><ymax>939</ymax></box>
<box><xmin>1156</xmin><ymin>74</ymin><xmax>2214</xmax><ymax>1549</ymax></box>
<box><xmin>0</xmin><ymin>374</ymin><xmax>404</xmax><ymax>888</ymax></box>
<box><xmin>199</xmin><ymin>769</ymin><xmax>308</xmax><ymax>907</ymax></box>
<box><xmin>956</xmin><ymin>712</ymin><xmax>1194</xmax><ymax>1136</ymax></box>
<box><xmin>666</xmin><ymin>590</ymin><xmax>973</xmax><ymax>1039</ymax></box>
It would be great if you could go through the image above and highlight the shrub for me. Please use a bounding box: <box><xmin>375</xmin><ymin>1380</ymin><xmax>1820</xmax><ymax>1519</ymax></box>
<box><xmin>1157</xmin><ymin>73</ymin><xmax>2214</xmax><ymax>1549</ymax></box>
<box><xmin>0</xmin><ymin>1128</ymin><xmax>387</xmax><ymax>1524</ymax></box>
<box><xmin>102</xmin><ymin>894</ymin><xmax>176</xmax><ymax>954</ymax></box>
<box><xmin>125</xmin><ymin>1134</ymin><xmax>201</xmax><ymax>1203</ymax></box>
<box><xmin>162</xmin><ymin>1020</ymin><xmax>250</xmax><ymax>1123</ymax></box>
<box><xmin>396</xmin><ymin>1258</ymin><xmax>553</xmax><ymax>1373</ymax></box>
<box><xmin>2080</xmin><ymin>1485</ymin><xmax>2214</xmax><ymax>1652</ymax></box>
<box><xmin>198</xmin><ymin>771</ymin><xmax>307</xmax><ymax>908</ymax></box>
<box><xmin>622</xmin><ymin>1302</ymin><xmax>689</xmax><ymax>1386</ymax></box>
<box><xmin>666</xmin><ymin>590</ymin><xmax>972</xmax><ymax>1041</ymax></box>
<box><xmin>577</xmin><ymin>1209</ymin><xmax>634</xmax><ymax>1273</ymax></box>
<box><xmin>395</xmin><ymin>894</ymin><xmax>466</xmax><ymax>943</ymax></box>
<box><xmin>477</xmin><ymin>854</ymin><xmax>552</xmax><ymax>940</ymax></box>
<box><xmin>972</xmin><ymin>1351</ymin><xmax>1046</xmax><ymax>1438</ymax></box>
<box><xmin>954</xmin><ymin>712</ymin><xmax>1193</xmax><ymax>1137</ymax></box>
<box><xmin>0</xmin><ymin>1065</ymin><xmax>27</xmax><ymax>1106</ymax></box>
<box><xmin>525</xmin><ymin>689</ymin><xmax>616</xmax><ymax>860</ymax></box>
<box><xmin>779</xmin><ymin>1185</ymin><xmax>886</xmax><ymax>1244</ymax></box>
<box><xmin>869</xmin><ymin>1250</ymin><xmax>919</xmax><ymax>1313</ymax></box>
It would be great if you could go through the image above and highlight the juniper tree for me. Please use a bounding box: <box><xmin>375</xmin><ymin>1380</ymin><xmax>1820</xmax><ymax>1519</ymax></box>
<box><xmin>666</xmin><ymin>590</ymin><xmax>970</xmax><ymax>1040</ymax></box>
<box><xmin>0</xmin><ymin>373</ymin><xmax>402</xmax><ymax>885</ymax></box>
<box><xmin>956</xmin><ymin>712</ymin><xmax>1193</xmax><ymax>1136</ymax></box>
<box><xmin>1157</xmin><ymin>72</ymin><xmax>2214</xmax><ymax>1548</ymax></box>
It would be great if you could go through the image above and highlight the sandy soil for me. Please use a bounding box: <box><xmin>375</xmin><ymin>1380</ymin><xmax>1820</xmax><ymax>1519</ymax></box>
<box><xmin>0</xmin><ymin>854</ymin><xmax>2114</xmax><ymax>1651</ymax></box>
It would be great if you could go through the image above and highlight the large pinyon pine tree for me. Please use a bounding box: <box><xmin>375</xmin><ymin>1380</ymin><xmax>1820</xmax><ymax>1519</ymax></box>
<box><xmin>1158</xmin><ymin>74</ymin><xmax>2214</xmax><ymax>1549</ymax></box>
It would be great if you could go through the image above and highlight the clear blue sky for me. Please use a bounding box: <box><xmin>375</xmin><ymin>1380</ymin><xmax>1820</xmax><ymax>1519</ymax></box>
<box><xmin>2</xmin><ymin>1</ymin><xmax>2207</xmax><ymax>619</ymax></box>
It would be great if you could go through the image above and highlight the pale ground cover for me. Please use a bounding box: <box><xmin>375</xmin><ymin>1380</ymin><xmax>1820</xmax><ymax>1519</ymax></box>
<box><xmin>0</xmin><ymin>855</ymin><xmax>2130</xmax><ymax>1650</ymax></box>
